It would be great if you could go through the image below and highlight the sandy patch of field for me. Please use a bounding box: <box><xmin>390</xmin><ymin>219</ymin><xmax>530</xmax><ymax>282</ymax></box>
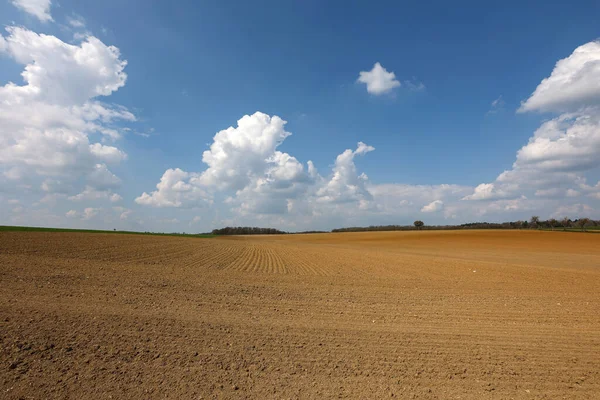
<box><xmin>1</xmin><ymin>230</ymin><xmax>599</xmax><ymax>399</ymax></box>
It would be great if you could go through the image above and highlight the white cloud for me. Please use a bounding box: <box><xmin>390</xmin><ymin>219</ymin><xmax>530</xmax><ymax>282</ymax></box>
<box><xmin>462</xmin><ymin>183</ymin><xmax>509</xmax><ymax>201</ymax></box>
<box><xmin>66</xmin><ymin>210</ymin><xmax>78</xmax><ymax>218</ymax></box>
<box><xmin>12</xmin><ymin>0</ymin><xmax>52</xmax><ymax>22</ymax></box>
<box><xmin>67</xmin><ymin>14</ymin><xmax>86</xmax><ymax>28</ymax></box>
<box><xmin>199</xmin><ymin>112</ymin><xmax>295</xmax><ymax>190</ymax></box>
<box><xmin>82</xmin><ymin>207</ymin><xmax>99</xmax><ymax>220</ymax></box>
<box><xmin>463</xmin><ymin>39</ymin><xmax>600</xmax><ymax>215</ymax></box>
<box><xmin>519</xmin><ymin>41</ymin><xmax>600</xmax><ymax>113</ymax></box>
<box><xmin>487</xmin><ymin>95</ymin><xmax>504</xmax><ymax>114</ymax></box>
<box><xmin>513</xmin><ymin>111</ymin><xmax>600</xmax><ymax>172</ymax></box>
<box><xmin>138</xmin><ymin>112</ymin><xmax>384</xmax><ymax>227</ymax></box>
<box><xmin>41</xmin><ymin>178</ymin><xmax>72</xmax><ymax>194</ymax></box>
<box><xmin>89</xmin><ymin>143</ymin><xmax>127</xmax><ymax>164</ymax></box>
<box><xmin>113</xmin><ymin>206</ymin><xmax>132</xmax><ymax>220</ymax></box>
<box><xmin>136</xmin><ymin>112</ymin><xmax>311</xmax><ymax>210</ymax></box>
<box><xmin>135</xmin><ymin>168</ymin><xmax>211</xmax><ymax>208</ymax></box>
<box><xmin>315</xmin><ymin>142</ymin><xmax>374</xmax><ymax>204</ymax></box>
<box><xmin>65</xmin><ymin>207</ymin><xmax>100</xmax><ymax>220</ymax></box>
<box><xmin>370</xmin><ymin>184</ymin><xmax>470</xmax><ymax>214</ymax></box>
<box><xmin>38</xmin><ymin>193</ymin><xmax>66</xmax><ymax>204</ymax></box>
<box><xmin>357</xmin><ymin>62</ymin><xmax>401</xmax><ymax>95</ymax></box>
<box><xmin>68</xmin><ymin>186</ymin><xmax>121</xmax><ymax>203</ymax></box>
<box><xmin>0</xmin><ymin>26</ymin><xmax>132</xmax><ymax>200</ymax></box>
<box><xmin>1</xmin><ymin>27</ymin><xmax>126</xmax><ymax>105</ymax></box>
<box><xmin>87</xmin><ymin>164</ymin><xmax>121</xmax><ymax>190</ymax></box>
<box><xmin>551</xmin><ymin>203</ymin><xmax>594</xmax><ymax>218</ymax></box>
<box><xmin>421</xmin><ymin>200</ymin><xmax>444</xmax><ymax>213</ymax></box>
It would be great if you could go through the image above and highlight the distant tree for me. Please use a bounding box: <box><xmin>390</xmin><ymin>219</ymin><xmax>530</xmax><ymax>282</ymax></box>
<box><xmin>530</xmin><ymin>216</ymin><xmax>540</xmax><ymax>229</ymax></box>
<box><xmin>522</xmin><ymin>220</ymin><xmax>529</xmax><ymax>229</ymax></box>
<box><xmin>548</xmin><ymin>218</ymin><xmax>558</xmax><ymax>231</ymax></box>
<box><xmin>561</xmin><ymin>217</ymin><xmax>570</xmax><ymax>231</ymax></box>
<box><xmin>414</xmin><ymin>220</ymin><xmax>424</xmax><ymax>230</ymax></box>
<box><xmin>514</xmin><ymin>220</ymin><xmax>523</xmax><ymax>229</ymax></box>
<box><xmin>577</xmin><ymin>218</ymin><xmax>590</xmax><ymax>232</ymax></box>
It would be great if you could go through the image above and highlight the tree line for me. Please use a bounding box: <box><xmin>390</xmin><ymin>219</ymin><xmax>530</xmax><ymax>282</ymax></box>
<box><xmin>331</xmin><ymin>217</ymin><xmax>599</xmax><ymax>233</ymax></box>
<box><xmin>211</xmin><ymin>226</ymin><xmax>287</xmax><ymax>235</ymax></box>
<box><xmin>209</xmin><ymin>217</ymin><xmax>598</xmax><ymax>235</ymax></box>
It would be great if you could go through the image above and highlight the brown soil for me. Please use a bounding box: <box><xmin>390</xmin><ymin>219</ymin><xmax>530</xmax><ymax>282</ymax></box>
<box><xmin>1</xmin><ymin>230</ymin><xmax>599</xmax><ymax>399</ymax></box>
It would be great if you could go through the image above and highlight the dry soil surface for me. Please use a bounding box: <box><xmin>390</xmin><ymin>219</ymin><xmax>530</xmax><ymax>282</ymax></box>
<box><xmin>1</xmin><ymin>230</ymin><xmax>599</xmax><ymax>399</ymax></box>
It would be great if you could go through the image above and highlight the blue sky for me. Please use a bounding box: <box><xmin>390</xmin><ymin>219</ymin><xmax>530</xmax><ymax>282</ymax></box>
<box><xmin>1</xmin><ymin>0</ymin><xmax>600</xmax><ymax>232</ymax></box>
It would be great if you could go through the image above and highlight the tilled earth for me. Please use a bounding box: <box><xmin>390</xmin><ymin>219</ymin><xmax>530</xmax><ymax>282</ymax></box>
<box><xmin>1</xmin><ymin>230</ymin><xmax>599</xmax><ymax>399</ymax></box>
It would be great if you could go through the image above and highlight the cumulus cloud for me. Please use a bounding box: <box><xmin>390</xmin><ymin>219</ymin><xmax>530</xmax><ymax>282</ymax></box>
<box><xmin>513</xmin><ymin>112</ymin><xmax>600</xmax><ymax>172</ymax></box>
<box><xmin>89</xmin><ymin>144</ymin><xmax>127</xmax><ymax>164</ymax></box>
<box><xmin>551</xmin><ymin>203</ymin><xmax>594</xmax><ymax>218</ymax></box>
<box><xmin>357</xmin><ymin>62</ymin><xmax>401</xmax><ymax>95</ymax></box>
<box><xmin>199</xmin><ymin>113</ymin><xmax>295</xmax><ymax>190</ymax></box>
<box><xmin>462</xmin><ymin>183</ymin><xmax>507</xmax><ymax>201</ymax></box>
<box><xmin>138</xmin><ymin>112</ymin><xmax>382</xmax><ymax>224</ymax></box>
<box><xmin>1</xmin><ymin>27</ymin><xmax>126</xmax><ymax>105</ymax></box>
<box><xmin>136</xmin><ymin>113</ymin><xmax>312</xmax><ymax>210</ymax></box>
<box><xmin>421</xmin><ymin>200</ymin><xmax>444</xmax><ymax>213</ymax></box>
<box><xmin>65</xmin><ymin>207</ymin><xmax>100</xmax><ymax>220</ymax></box>
<box><xmin>135</xmin><ymin>168</ymin><xmax>210</xmax><ymax>208</ymax></box>
<box><xmin>519</xmin><ymin>41</ymin><xmax>600</xmax><ymax>113</ymax></box>
<box><xmin>0</xmin><ymin>26</ymin><xmax>132</xmax><ymax>202</ymax></box>
<box><xmin>87</xmin><ymin>164</ymin><xmax>121</xmax><ymax>190</ymax></box>
<box><xmin>82</xmin><ymin>207</ymin><xmax>100</xmax><ymax>220</ymax></box>
<box><xmin>68</xmin><ymin>186</ymin><xmax>121</xmax><ymax>203</ymax></box>
<box><xmin>315</xmin><ymin>142</ymin><xmax>374</xmax><ymax>204</ymax></box>
<box><xmin>12</xmin><ymin>0</ymin><xmax>52</xmax><ymax>22</ymax></box>
<box><xmin>369</xmin><ymin>184</ymin><xmax>470</xmax><ymax>214</ymax></box>
<box><xmin>463</xmin><ymin>40</ymin><xmax>600</xmax><ymax>217</ymax></box>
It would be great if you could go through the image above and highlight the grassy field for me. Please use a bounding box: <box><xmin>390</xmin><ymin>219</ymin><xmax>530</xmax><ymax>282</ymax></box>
<box><xmin>0</xmin><ymin>225</ymin><xmax>214</xmax><ymax>238</ymax></box>
<box><xmin>1</xmin><ymin>229</ymin><xmax>599</xmax><ymax>399</ymax></box>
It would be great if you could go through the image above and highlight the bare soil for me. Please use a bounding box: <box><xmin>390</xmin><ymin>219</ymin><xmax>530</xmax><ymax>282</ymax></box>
<box><xmin>1</xmin><ymin>230</ymin><xmax>599</xmax><ymax>399</ymax></box>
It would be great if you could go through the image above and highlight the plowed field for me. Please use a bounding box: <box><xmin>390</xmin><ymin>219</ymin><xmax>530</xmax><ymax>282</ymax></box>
<box><xmin>1</xmin><ymin>230</ymin><xmax>599</xmax><ymax>399</ymax></box>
